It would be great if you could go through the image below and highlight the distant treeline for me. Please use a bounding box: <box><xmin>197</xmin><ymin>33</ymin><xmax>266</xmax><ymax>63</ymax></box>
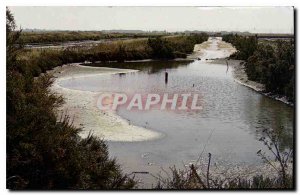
<box><xmin>19</xmin><ymin>31</ymin><xmax>173</xmax><ymax>44</ymax></box>
<box><xmin>223</xmin><ymin>34</ymin><xmax>295</xmax><ymax>102</ymax></box>
<box><xmin>18</xmin><ymin>34</ymin><xmax>208</xmax><ymax>77</ymax></box>
<box><xmin>20</xmin><ymin>30</ymin><xmax>294</xmax><ymax>45</ymax></box>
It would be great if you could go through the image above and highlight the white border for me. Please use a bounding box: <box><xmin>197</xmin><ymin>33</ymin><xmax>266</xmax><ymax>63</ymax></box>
<box><xmin>2</xmin><ymin>0</ymin><xmax>297</xmax><ymax>6</ymax></box>
<box><xmin>1</xmin><ymin>1</ymin><xmax>299</xmax><ymax>194</ymax></box>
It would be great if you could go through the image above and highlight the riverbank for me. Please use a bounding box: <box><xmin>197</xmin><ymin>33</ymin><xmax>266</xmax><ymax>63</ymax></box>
<box><xmin>48</xmin><ymin>38</ymin><xmax>293</xmax><ymax>188</ymax></box>
<box><xmin>232</xmin><ymin>61</ymin><xmax>293</xmax><ymax>106</ymax></box>
<box><xmin>49</xmin><ymin>37</ymin><xmax>293</xmax><ymax>144</ymax></box>
<box><xmin>210</xmin><ymin>59</ymin><xmax>293</xmax><ymax>106</ymax></box>
<box><xmin>188</xmin><ymin>37</ymin><xmax>236</xmax><ymax>60</ymax></box>
<box><xmin>47</xmin><ymin>37</ymin><xmax>213</xmax><ymax>142</ymax></box>
<box><xmin>222</xmin><ymin>34</ymin><xmax>294</xmax><ymax>105</ymax></box>
<box><xmin>49</xmin><ymin>63</ymin><xmax>163</xmax><ymax>142</ymax></box>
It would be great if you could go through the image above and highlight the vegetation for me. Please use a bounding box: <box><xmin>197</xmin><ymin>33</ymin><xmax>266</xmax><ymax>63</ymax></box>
<box><xmin>222</xmin><ymin>34</ymin><xmax>258</xmax><ymax>60</ymax></box>
<box><xmin>17</xmin><ymin>34</ymin><xmax>208</xmax><ymax>77</ymax></box>
<box><xmin>7</xmin><ymin>8</ymin><xmax>135</xmax><ymax>190</ymax></box>
<box><xmin>223</xmin><ymin>34</ymin><xmax>295</xmax><ymax>102</ymax></box>
<box><xmin>147</xmin><ymin>34</ymin><xmax>209</xmax><ymax>59</ymax></box>
<box><xmin>156</xmin><ymin>128</ymin><xmax>293</xmax><ymax>189</ymax></box>
<box><xmin>7</xmin><ymin>8</ymin><xmax>293</xmax><ymax>190</ymax></box>
<box><xmin>19</xmin><ymin>31</ymin><xmax>168</xmax><ymax>45</ymax></box>
<box><xmin>147</xmin><ymin>37</ymin><xmax>176</xmax><ymax>59</ymax></box>
<box><xmin>6</xmin><ymin>8</ymin><xmax>208</xmax><ymax>190</ymax></box>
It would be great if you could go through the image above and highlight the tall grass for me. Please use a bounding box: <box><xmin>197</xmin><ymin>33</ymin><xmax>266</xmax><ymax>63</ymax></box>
<box><xmin>155</xmin><ymin>128</ymin><xmax>293</xmax><ymax>190</ymax></box>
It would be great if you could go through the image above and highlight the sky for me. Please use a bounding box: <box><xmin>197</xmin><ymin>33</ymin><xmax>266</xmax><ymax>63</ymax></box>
<box><xmin>9</xmin><ymin>6</ymin><xmax>294</xmax><ymax>33</ymax></box>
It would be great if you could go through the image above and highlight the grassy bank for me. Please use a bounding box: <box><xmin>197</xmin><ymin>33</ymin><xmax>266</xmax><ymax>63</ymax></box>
<box><xmin>18</xmin><ymin>33</ymin><xmax>208</xmax><ymax>77</ymax></box>
<box><xmin>222</xmin><ymin>34</ymin><xmax>295</xmax><ymax>103</ymax></box>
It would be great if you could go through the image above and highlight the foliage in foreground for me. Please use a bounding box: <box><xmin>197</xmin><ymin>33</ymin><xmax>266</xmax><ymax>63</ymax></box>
<box><xmin>223</xmin><ymin>34</ymin><xmax>295</xmax><ymax>102</ymax></box>
<box><xmin>156</xmin><ymin>167</ymin><xmax>293</xmax><ymax>190</ymax></box>
<box><xmin>156</xmin><ymin>129</ymin><xmax>293</xmax><ymax>190</ymax></box>
<box><xmin>7</xmin><ymin>8</ymin><xmax>207</xmax><ymax>189</ymax></box>
<box><xmin>7</xmin><ymin>8</ymin><xmax>135</xmax><ymax>190</ymax></box>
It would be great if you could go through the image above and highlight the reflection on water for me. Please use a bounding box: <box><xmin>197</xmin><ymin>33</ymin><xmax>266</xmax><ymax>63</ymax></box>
<box><xmin>253</xmin><ymin>97</ymin><xmax>293</xmax><ymax>150</ymax></box>
<box><xmin>84</xmin><ymin>60</ymin><xmax>193</xmax><ymax>74</ymax></box>
<box><xmin>60</xmin><ymin>60</ymin><xmax>293</xmax><ymax>187</ymax></box>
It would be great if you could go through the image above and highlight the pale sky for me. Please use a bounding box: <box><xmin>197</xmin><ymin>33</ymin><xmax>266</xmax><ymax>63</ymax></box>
<box><xmin>9</xmin><ymin>6</ymin><xmax>294</xmax><ymax>33</ymax></box>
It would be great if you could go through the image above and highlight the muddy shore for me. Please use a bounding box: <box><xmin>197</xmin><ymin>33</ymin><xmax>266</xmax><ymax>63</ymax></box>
<box><xmin>48</xmin><ymin>38</ymin><xmax>292</xmax><ymax>187</ymax></box>
<box><xmin>49</xmin><ymin>64</ymin><xmax>163</xmax><ymax>142</ymax></box>
<box><xmin>49</xmin><ymin>37</ymin><xmax>292</xmax><ymax>144</ymax></box>
<box><xmin>48</xmin><ymin>38</ymin><xmax>230</xmax><ymax>142</ymax></box>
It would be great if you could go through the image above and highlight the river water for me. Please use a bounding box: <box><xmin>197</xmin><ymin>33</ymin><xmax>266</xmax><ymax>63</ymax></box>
<box><xmin>59</xmin><ymin>38</ymin><xmax>293</xmax><ymax>188</ymax></box>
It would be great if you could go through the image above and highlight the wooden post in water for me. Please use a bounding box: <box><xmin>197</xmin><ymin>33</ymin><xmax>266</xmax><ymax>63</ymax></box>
<box><xmin>165</xmin><ymin>71</ymin><xmax>168</xmax><ymax>84</ymax></box>
<box><xmin>226</xmin><ymin>60</ymin><xmax>229</xmax><ymax>73</ymax></box>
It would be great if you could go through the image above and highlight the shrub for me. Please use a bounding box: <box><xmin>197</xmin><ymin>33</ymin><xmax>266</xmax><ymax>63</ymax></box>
<box><xmin>223</xmin><ymin>34</ymin><xmax>294</xmax><ymax>102</ymax></box>
<box><xmin>6</xmin><ymin>8</ymin><xmax>135</xmax><ymax>190</ymax></box>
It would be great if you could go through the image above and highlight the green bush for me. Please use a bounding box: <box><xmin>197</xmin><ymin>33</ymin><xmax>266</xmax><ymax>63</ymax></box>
<box><xmin>6</xmin><ymin>8</ymin><xmax>135</xmax><ymax>190</ymax></box>
<box><xmin>223</xmin><ymin>34</ymin><xmax>294</xmax><ymax>102</ymax></box>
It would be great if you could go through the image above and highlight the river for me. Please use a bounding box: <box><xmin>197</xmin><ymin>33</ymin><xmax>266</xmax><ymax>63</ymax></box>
<box><xmin>58</xmin><ymin>37</ymin><xmax>293</xmax><ymax>188</ymax></box>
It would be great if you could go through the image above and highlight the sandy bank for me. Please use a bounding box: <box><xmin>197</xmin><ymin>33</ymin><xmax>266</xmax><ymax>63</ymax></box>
<box><xmin>232</xmin><ymin>61</ymin><xmax>266</xmax><ymax>92</ymax></box>
<box><xmin>232</xmin><ymin>61</ymin><xmax>293</xmax><ymax>106</ymax></box>
<box><xmin>50</xmin><ymin>63</ymin><xmax>163</xmax><ymax>142</ymax></box>
<box><xmin>188</xmin><ymin>37</ymin><xmax>236</xmax><ymax>60</ymax></box>
<box><xmin>198</xmin><ymin>37</ymin><xmax>293</xmax><ymax>106</ymax></box>
<box><xmin>211</xmin><ymin>59</ymin><xmax>266</xmax><ymax>92</ymax></box>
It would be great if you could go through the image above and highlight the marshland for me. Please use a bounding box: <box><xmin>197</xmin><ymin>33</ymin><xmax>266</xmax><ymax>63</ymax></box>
<box><xmin>7</xmin><ymin>7</ymin><xmax>294</xmax><ymax>190</ymax></box>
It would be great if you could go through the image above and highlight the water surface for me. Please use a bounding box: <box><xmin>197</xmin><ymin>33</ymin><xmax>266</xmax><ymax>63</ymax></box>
<box><xmin>59</xmin><ymin>40</ymin><xmax>293</xmax><ymax>188</ymax></box>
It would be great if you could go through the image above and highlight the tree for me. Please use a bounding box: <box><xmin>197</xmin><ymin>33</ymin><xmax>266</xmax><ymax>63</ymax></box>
<box><xmin>6</xmin><ymin>8</ymin><xmax>22</xmax><ymax>71</ymax></box>
<box><xmin>223</xmin><ymin>34</ymin><xmax>294</xmax><ymax>102</ymax></box>
<box><xmin>6</xmin><ymin>8</ymin><xmax>135</xmax><ymax>190</ymax></box>
<box><xmin>148</xmin><ymin>37</ymin><xmax>175</xmax><ymax>59</ymax></box>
